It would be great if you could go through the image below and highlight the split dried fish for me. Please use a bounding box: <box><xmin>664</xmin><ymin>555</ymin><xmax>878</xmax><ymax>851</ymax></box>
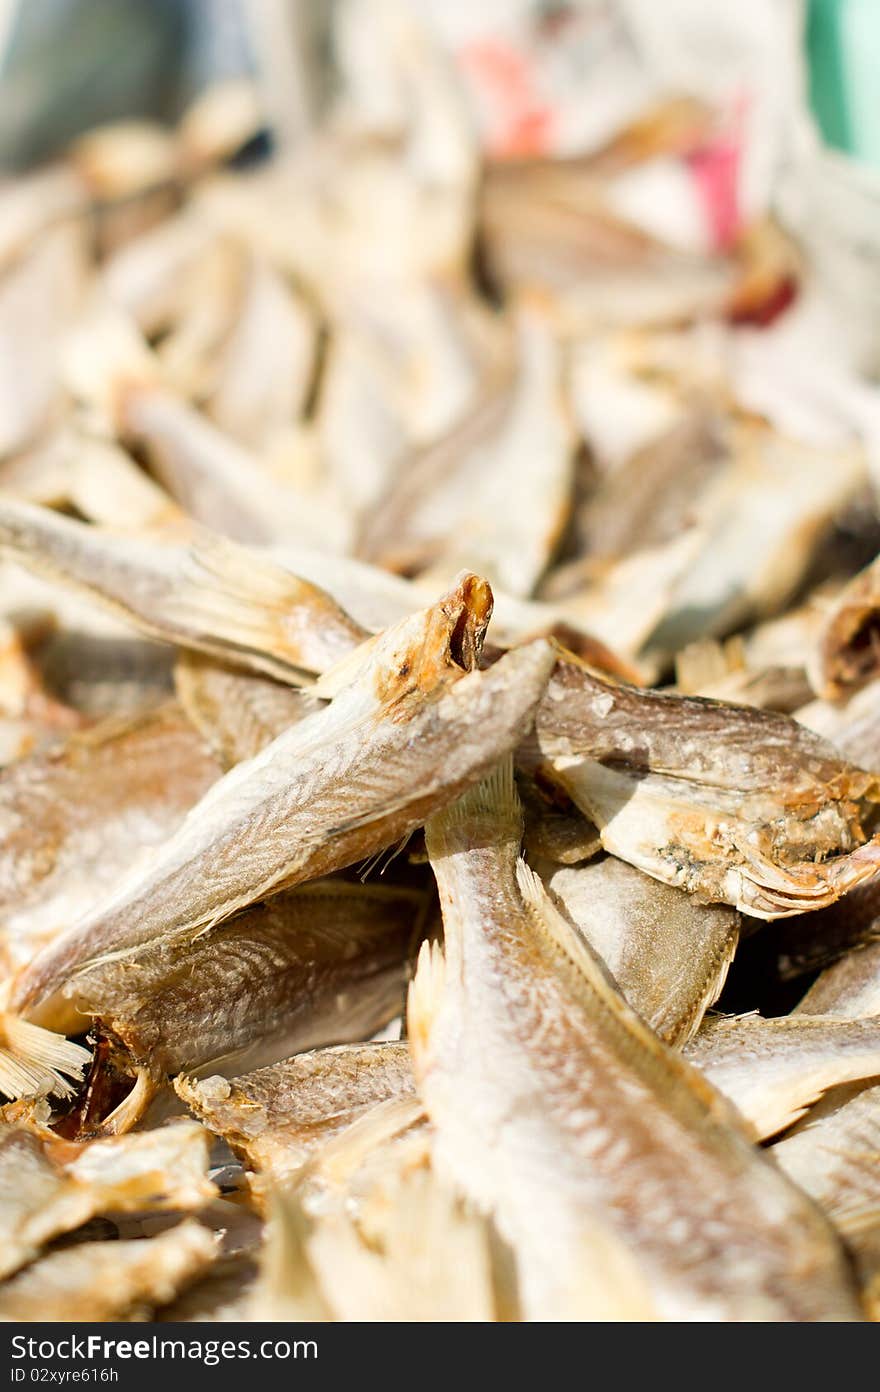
<box><xmin>528</xmin><ymin>657</ymin><xmax>880</xmax><ymax>917</ymax></box>
<box><xmin>0</xmin><ymin>1119</ymin><xmax>215</xmax><ymax>1279</ymax></box>
<box><xmin>13</xmin><ymin>581</ymin><xmax>555</xmax><ymax>1031</ymax></box>
<box><xmin>176</xmin><ymin>1041</ymin><xmax>415</xmax><ymax>1186</ymax></box>
<box><xmin>413</xmin><ymin>760</ymin><xmax>861</xmax><ymax>1320</ymax></box>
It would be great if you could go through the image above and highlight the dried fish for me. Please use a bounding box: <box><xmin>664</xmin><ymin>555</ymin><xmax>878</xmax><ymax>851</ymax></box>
<box><xmin>414</xmin><ymin>761</ymin><xmax>861</xmax><ymax>1319</ymax></box>
<box><xmin>0</xmin><ymin>501</ymin><xmax>366</xmax><ymax>682</ymax></box>
<box><xmin>63</xmin><ymin>882</ymin><xmax>421</xmax><ymax>1115</ymax></box>
<box><xmin>13</xmin><ymin>581</ymin><xmax>554</xmax><ymax>1031</ymax></box>
<box><xmin>796</xmin><ymin>941</ymin><xmax>880</xmax><ymax>1019</ymax></box>
<box><xmin>0</xmin><ymin>1119</ymin><xmax>215</xmax><ymax>1279</ymax></box>
<box><xmin>480</xmin><ymin>160</ymin><xmax>734</xmax><ymax>329</ymax></box>
<box><xmin>773</xmin><ymin>1082</ymin><xmax>880</xmax><ymax>1229</ymax></box>
<box><xmin>176</xmin><ymin>1041</ymin><xmax>415</xmax><ymax>1185</ymax></box>
<box><xmin>528</xmin><ymin>657</ymin><xmax>880</xmax><ymax>917</ymax></box>
<box><xmin>0</xmin><ymin>1219</ymin><xmax>217</xmax><ymax>1322</ymax></box>
<box><xmin>360</xmin><ymin>300</ymin><xmax>574</xmax><ymax>598</ymax></box>
<box><xmin>811</xmin><ymin>555</ymin><xmax>880</xmax><ymax>701</ymax></box>
<box><xmin>0</xmin><ymin>703</ymin><xmax>221</xmax><ymax>975</ymax></box>
<box><xmin>544</xmin><ymin>857</ymin><xmax>739</xmax><ymax>1045</ymax></box>
<box><xmin>684</xmin><ymin>1014</ymin><xmax>880</xmax><ymax>1139</ymax></box>
<box><xmin>174</xmin><ymin>656</ymin><xmax>316</xmax><ymax>769</ymax></box>
<box><xmin>206</xmin><ymin>260</ymin><xmax>316</xmax><ymax>450</ymax></box>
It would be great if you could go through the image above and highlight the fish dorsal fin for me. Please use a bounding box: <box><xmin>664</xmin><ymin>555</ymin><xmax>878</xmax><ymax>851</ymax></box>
<box><xmin>514</xmin><ymin>860</ymin><xmax>754</xmax><ymax>1133</ymax></box>
<box><xmin>428</xmin><ymin>755</ymin><xmax>522</xmax><ymax>846</ymax></box>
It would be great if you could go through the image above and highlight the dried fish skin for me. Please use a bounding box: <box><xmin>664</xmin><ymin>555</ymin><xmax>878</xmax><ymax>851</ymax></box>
<box><xmin>0</xmin><ymin>703</ymin><xmax>220</xmax><ymax>975</ymax></box>
<box><xmin>545</xmin><ymin>857</ymin><xmax>739</xmax><ymax>1045</ymax></box>
<box><xmin>796</xmin><ymin>940</ymin><xmax>880</xmax><ymax>1019</ymax></box>
<box><xmin>176</xmin><ymin>1041</ymin><xmax>415</xmax><ymax>1184</ymax></box>
<box><xmin>811</xmin><ymin>556</ymin><xmax>880</xmax><ymax>701</ymax></box>
<box><xmin>68</xmin><ymin>883</ymin><xmax>422</xmax><ymax>1085</ymax></box>
<box><xmin>415</xmin><ymin>763</ymin><xmax>861</xmax><ymax>1321</ymax></box>
<box><xmin>684</xmin><ymin>1015</ymin><xmax>880</xmax><ymax>1140</ymax></box>
<box><xmin>0</xmin><ymin>1218</ymin><xmax>217</xmax><ymax>1322</ymax></box>
<box><xmin>174</xmin><ymin>656</ymin><xmax>318</xmax><ymax>769</ymax></box>
<box><xmin>0</xmin><ymin>1119</ymin><xmax>215</xmax><ymax>1279</ymax></box>
<box><xmin>529</xmin><ymin>658</ymin><xmax>880</xmax><ymax>917</ymax></box>
<box><xmin>14</xmin><ymin>587</ymin><xmax>554</xmax><ymax>1032</ymax></box>
<box><xmin>772</xmin><ymin>1082</ymin><xmax>880</xmax><ymax>1228</ymax></box>
<box><xmin>0</xmin><ymin>501</ymin><xmax>367</xmax><ymax>683</ymax></box>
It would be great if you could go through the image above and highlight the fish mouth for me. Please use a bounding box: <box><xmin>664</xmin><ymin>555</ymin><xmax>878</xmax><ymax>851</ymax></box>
<box><xmin>824</xmin><ymin>607</ymin><xmax>880</xmax><ymax>698</ymax></box>
<box><xmin>378</xmin><ymin>572</ymin><xmax>494</xmax><ymax>712</ymax></box>
<box><xmin>50</xmin><ymin>1030</ymin><xmax>156</xmax><ymax>1140</ymax></box>
<box><xmin>445</xmin><ymin>572</ymin><xmax>494</xmax><ymax>672</ymax></box>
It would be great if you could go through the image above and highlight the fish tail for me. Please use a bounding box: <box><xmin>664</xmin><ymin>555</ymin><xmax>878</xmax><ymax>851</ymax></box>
<box><xmin>0</xmin><ymin>1012</ymin><xmax>91</xmax><ymax>1102</ymax></box>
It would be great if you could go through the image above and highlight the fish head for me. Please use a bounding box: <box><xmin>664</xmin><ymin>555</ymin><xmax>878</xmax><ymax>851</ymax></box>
<box><xmin>314</xmin><ymin>571</ymin><xmax>494</xmax><ymax>708</ymax></box>
<box><xmin>373</xmin><ymin>571</ymin><xmax>493</xmax><ymax>712</ymax></box>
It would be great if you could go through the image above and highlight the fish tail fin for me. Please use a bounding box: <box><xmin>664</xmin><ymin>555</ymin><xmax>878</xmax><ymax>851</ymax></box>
<box><xmin>0</xmin><ymin>1013</ymin><xmax>91</xmax><ymax>1102</ymax></box>
<box><xmin>170</xmin><ymin>532</ymin><xmax>364</xmax><ymax>682</ymax></box>
<box><xmin>407</xmin><ymin>939</ymin><xmax>447</xmax><ymax>1075</ymax></box>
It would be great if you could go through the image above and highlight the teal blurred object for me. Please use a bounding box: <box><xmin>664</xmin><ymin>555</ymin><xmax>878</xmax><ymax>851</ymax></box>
<box><xmin>0</xmin><ymin>0</ymin><xmax>255</xmax><ymax>170</ymax></box>
<box><xmin>808</xmin><ymin>0</ymin><xmax>880</xmax><ymax>166</ymax></box>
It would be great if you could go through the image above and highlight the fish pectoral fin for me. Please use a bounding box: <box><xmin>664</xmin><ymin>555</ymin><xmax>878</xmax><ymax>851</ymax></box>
<box><xmin>0</xmin><ymin>1013</ymin><xmax>91</xmax><ymax>1102</ymax></box>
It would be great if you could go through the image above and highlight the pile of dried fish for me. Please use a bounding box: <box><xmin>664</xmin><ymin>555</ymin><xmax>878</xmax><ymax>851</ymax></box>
<box><xmin>3</xmin><ymin>2</ymin><xmax>880</xmax><ymax>1323</ymax></box>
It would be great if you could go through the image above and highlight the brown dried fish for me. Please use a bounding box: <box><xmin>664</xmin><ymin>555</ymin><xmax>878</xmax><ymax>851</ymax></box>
<box><xmin>13</xmin><ymin>580</ymin><xmax>555</xmax><ymax>1032</ymax></box>
<box><xmin>64</xmin><ymin>882</ymin><xmax>421</xmax><ymax>1123</ymax></box>
<box><xmin>176</xmin><ymin>1041</ymin><xmax>415</xmax><ymax>1186</ymax></box>
<box><xmin>544</xmin><ymin>856</ymin><xmax>739</xmax><ymax>1045</ymax></box>
<box><xmin>528</xmin><ymin>657</ymin><xmax>880</xmax><ymax>917</ymax></box>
